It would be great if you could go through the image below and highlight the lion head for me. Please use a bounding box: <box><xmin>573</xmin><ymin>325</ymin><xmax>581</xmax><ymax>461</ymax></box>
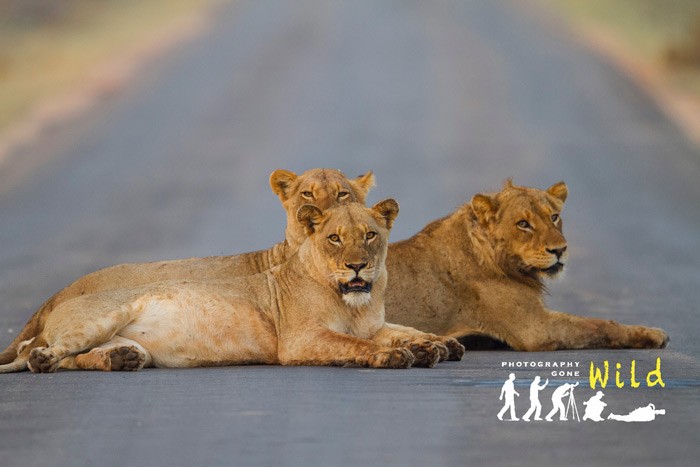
<box><xmin>471</xmin><ymin>180</ymin><xmax>569</xmax><ymax>281</ymax></box>
<box><xmin>297</xmin><ymin>200</ymin><xmax>399</xmax><ymax>307</ymax></box>
<box><xmin>270</xmin><ymin>168</ymin><xmax>376</xmax><ymax>250</ymax></box>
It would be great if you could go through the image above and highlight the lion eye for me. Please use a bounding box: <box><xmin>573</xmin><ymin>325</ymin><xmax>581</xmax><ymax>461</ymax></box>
<box><xmin>301</xmin><ymin>191</ymin><xmax>314</xmax><ymax>199</ymax></box>
<box><xmin>328</xmin><ymin>234</ymin><xmax>341</xmax><ymax>244</ymax></box>
<box><xmin>551</xmin><ymin>214</ymin><xmax>560</xmax><ymax>223</ymax></box>
<box><xmin>337</xmin><ymin>191</ymin><xmax>350</xmax><ymax>200</ymax></box>
<box><xmin>366</xmin><ymin>231</ymin><xmax>377</xmax><ymax>241</ymax></box>
<box><xmin>517</xmin><ymin>220</ymin><xmax>532</xmax><ymax>230</ymax></box>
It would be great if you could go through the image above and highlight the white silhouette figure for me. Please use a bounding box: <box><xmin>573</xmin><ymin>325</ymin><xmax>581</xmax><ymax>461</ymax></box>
<box><xmin>582</xmin><ymin>391</ymin><xmax>607</xmax><ymax>422</ymax></box>
<box><xmin>522</xmin><ymin>376</ymin><xmax>549</xmax><ymax>422</ymax></box>
<box><xmin>545</xmin><ymin>382</ymin><xmax>578</xmax><ymax>421</ymax></box>
<box><xmin>608</xmin><ymin>403</ymin><xmax>666</xmax><ymax>422</ymax></box>
<box><xmin>497</xmin><ymin>373</ymin><xmax>520</xmax><ymax>421</ymax></box>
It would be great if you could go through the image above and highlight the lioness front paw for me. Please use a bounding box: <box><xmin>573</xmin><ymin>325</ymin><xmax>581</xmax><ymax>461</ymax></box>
<box><xmin>109</xmin><ymin>346</ymin><xmax>146</xmax><ymax>371</ymax></box>
<box><xmin>441</xmin><ymin>337</ymin><xmax>466</xmax><ymax>361</ymax></box>
<box><xmin>28</xmin><ymin>348</ymin><xmax>60</xmax><ymax>373</ymax></box>
<box><xmin>632</xmin><ymin>327</ymin><xmax>669</xmax><ymax>349</ymax></box>
<box><xmin>403</xmin><ymin>339</ymin><xmax>441</xmax><ymax>368</ymax></box>
<box><xmin>367</xmin><ymin>348</ymin><xmax>414</xmax><ymax>369</ymax></box>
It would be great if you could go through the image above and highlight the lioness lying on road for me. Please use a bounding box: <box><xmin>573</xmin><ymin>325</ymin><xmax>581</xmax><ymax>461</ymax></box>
<box><xmin>0</xmin><ymin>168</ymin><xmax>376</xmax><ymax>366</ymax></box>
<box><xmin>0</xmin><ymin>201</ymin><xmax>463</xmax><ymax>373</ymax></box>
<box><xmin>384</xmin><ymin>180</ymin><xmax>669</xmax><ymax>351</ymax></box>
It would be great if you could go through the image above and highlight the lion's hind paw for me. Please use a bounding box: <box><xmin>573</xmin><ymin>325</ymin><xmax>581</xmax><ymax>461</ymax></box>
<box><xmin>28</xmin><ymin>348</ymin><xmax>61</xmax><ymax>373</ymax></box>
<box><xmin>109</xmin><ymin>346</ymin><xmax>146</xmax><ymax>371</ymax></box>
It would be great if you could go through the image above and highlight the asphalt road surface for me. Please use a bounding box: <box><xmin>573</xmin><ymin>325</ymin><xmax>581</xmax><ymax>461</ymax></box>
<box><xmin>1</xmin><ymin>1</ymin><xmax>699</xmax><ymax>466</ymax></box>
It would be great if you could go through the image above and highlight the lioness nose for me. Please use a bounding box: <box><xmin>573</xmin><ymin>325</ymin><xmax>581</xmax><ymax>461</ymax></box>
<box><xmin>547</xmin><ymin>246</ymin><xmax>567</xmax><ymax>258</ymax></box>
<box><xmin>346</xmin><ymin>263</ymin><xmax>367</xmax><ymax>273</ymax></box>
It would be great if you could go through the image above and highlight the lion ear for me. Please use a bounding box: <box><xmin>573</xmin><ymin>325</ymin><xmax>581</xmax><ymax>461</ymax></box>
<box><xmin>270</xmin><ymin>170</ymin><xmax>298</xmax><ymax>202</ymax></box>
<box><xmin>296</xmin><ymin>204</ymin><xmax>324</xmax><ymax>235</ymax></box>
<box><xmin>371</xmin><ymin>198</ymin><xmax>399</xmax><ymax>230</ymax></box>
<box><xmin>546</xmin><ymin>181</ymin><xmax>568</xmax><ymax>203</ymax></box>
<box><xmin>349</xmin><ymin>171</ymin><xmax>376</xmax><ymax>203</ymax></box>
<box><xmin>471</xmin><ymin>194</ymin><xmax>498</xmax><ymax>223</ymax></box>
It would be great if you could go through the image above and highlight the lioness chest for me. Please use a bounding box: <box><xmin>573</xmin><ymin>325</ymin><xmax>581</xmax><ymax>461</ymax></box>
<box><xmin>119</xmin><ymin>281</ymin><xmax>278</xmax><ymax>367</ymax></box>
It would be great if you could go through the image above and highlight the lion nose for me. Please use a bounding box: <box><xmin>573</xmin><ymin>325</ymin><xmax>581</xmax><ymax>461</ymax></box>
<box><xmin>547</xmin><ymin>246</ymin><xmax>567</xmax><ymax>259</ymax></box>
<box><xmin>346</xmin><ymin>263</ymin><xmax>367</xmax><ymax>273</ymax></box>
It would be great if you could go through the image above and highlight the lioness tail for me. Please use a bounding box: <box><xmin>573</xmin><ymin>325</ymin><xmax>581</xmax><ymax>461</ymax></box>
<box><xmin>0</xmin><ymin>356</ymin><xmax>28</xmax><ymax>373</ymax></box>
<box><xmin>0</xmin><ymin>304</ymin><xmax>46</xmax><ymax>365</ymax></box>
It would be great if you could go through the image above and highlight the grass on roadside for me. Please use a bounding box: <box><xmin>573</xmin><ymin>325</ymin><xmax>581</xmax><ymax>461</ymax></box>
<box><xmin>544</xmin><ymin>0</ymin><xmax>700</xmax><ymax>95</ymax></box>
<box><xmin>546</xmin><ymin>1</ymin><xmax>700</xmax><ymax>60</ymax></box>
<box><xmin>0</xmin><ymin>0</ymin><xmax>215</xmax><ymax>133</ymax></box>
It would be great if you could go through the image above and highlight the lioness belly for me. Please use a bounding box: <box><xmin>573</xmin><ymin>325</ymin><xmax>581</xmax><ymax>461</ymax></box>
<box><xmin>119</xmin><ymin>295</ymin><xmax>278</xmax><ymax>367</ymax></box>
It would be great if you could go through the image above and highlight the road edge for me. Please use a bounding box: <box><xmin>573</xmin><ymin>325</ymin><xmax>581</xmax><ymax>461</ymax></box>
<box><xmin>0</xmin><ymin>5</ymin><xmax>217</xmax><ymax>173</ymax></box>
<box><xmin>554</xmin><ymin>14</ymin><xmax>700</xmax><ymax>149</ymax></box>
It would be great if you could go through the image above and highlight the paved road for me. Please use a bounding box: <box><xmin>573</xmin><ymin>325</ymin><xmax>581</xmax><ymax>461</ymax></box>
<box><xmin>1</xmin><ymin>1</ymin><xmax>699</xmax><ymax>465</ymax></box>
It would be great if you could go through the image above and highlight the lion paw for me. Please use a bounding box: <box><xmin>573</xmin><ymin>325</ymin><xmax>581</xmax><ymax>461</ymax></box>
<box><xmin>368</xmin><ymin>348</ymin><xmax>414</xmax><ymax>369</ymax></box>
<box><xmin>432</xmin><ymin>341</ymin><xmax>449</xmax><ymax>361</ymax></box>
<box><xmin>28</xmin><ymin>348</ymin><xmax>60</xmax><ymax>373</ymax></box>
<box><xmin>637</xmin><ymin>327</ymin><xmax>670</xmax><ymax>349</ymax></box>
<box><xmin>441</xmin><ymin>337</ymin><xmax>466</xmax><ymax>361</ymax></box>
<box><xmin>404</xmin><ymin>339</ymin><xmax>441</xmax><ymax>368</ymax></box>
<box><xmin>109</xmin><ymin>346</ymin><xmax>146</xmax><ymax>371</ymax></box>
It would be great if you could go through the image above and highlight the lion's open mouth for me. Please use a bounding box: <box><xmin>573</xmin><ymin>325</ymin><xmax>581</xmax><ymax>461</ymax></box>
<box><xmin>339</xmin><ymin>278</ymin><xmax>372</xmax><ymax>294</ymax></box>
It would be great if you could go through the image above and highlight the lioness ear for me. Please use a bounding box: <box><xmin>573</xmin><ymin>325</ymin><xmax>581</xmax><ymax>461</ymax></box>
<box><xmin>296</xmin><ymin>204</ymin><xmax>324</xmax><ymax>235</ymax></box>
<box><xmin>349</xmin><ymin>171</ymin><xmax>376</xmax><ymax>203</ymax></box>
<box><xmin>372</xmin><ymin>198</ymin><xmax>399</xmax><ymax>230</ymax></box>
<box><xmin>546</xmin><ymin>181</ymin><xmax>568</xmax><ymax>203</ymax></box>
<box><xmin>270</xmin><ymin>169</ymin><xmax>298</xmax><ymax>202</ymax></box>
<box><xmin>471</xmin><ymin>194</ymin><xmax>498</xmax><ymax>223</ymax></box>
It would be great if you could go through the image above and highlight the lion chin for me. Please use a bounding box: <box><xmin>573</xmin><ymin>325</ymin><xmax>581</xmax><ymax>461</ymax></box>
<box><xmin>538</xmin><ymin>262</ymin><xmax>565</xmax><ymax>277</ymax></box>
<box><xmin>342</xmin><ymin>292</ymin><xmax>372</xmax><ymax>307</ymax></box>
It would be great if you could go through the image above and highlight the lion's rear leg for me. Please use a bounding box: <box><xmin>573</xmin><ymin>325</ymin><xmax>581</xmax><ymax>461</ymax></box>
<box><xmin>61</xmin><ymin>337</ymin><xmax>151</xmax><ymax>371</ymax></box>
<box><xmin>27</xmin><ymin>296</ymin><xmax>136</xmax><ymax>373</ymax></box>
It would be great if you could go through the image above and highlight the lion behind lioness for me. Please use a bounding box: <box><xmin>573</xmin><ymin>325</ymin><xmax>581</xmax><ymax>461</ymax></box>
<box><xmin>0</xmin><ymin>201</ymin><xmax>463</xmax><ymax>373</ymax></box>
<box><xmin>385</xmin><ymin>180</ymin><xmax>669</xmax><ymax>351</ymax></box>
<box><xmin>0</xmin><ymin>168</ymin><xmax>376</xmax><ymax>366</ymax></box>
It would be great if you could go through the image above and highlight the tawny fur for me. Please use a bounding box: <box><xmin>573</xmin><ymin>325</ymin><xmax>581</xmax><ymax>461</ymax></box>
<box><xmin>384</xmin><ymin>180</ymin><xmax>669</xmax><ymax>351</ymax></box>
<box><xmin>0</xmin><ymin>202</ymin><xmax>462</xmax><ymax>373</ymax></box>
<box><xmin>0</xmin><ymin>168</ymin><xmax>376</xmax><ymax>366</ymax></box>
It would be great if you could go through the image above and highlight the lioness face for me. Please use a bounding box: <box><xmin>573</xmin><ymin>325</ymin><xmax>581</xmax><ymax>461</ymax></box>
<box><xmin>297</xmin><ymin>200</ymin><xmax>399</xmax><ymax>307</ymax></box>
<box><xmin>270</xmin><ymin>168</ymin><xmax>376</xmax><ymax>249</ymax></box>
<box><xmin>472</xmin><ymin>180</ymin><xmax>569</xmax><ymax>278</ymax></box>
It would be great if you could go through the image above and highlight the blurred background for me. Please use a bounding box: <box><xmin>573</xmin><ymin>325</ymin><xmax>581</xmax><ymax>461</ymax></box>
<box><xmin>1</xmin><ymin>1</ymin><xmax>699</xmax><ymax>465</ymax></box>
<box><xmin>3</xmin><ymin>0</ymin><xmax>700</xmax><ymax>138</ymax></box>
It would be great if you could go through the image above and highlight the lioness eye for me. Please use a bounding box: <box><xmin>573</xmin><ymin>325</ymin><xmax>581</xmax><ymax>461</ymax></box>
<box><xmin>366</xmin><ymin>231</ymin><xmax>376</xmax><ymax>240</ymax></box>
<box><xmin>328</xmin><ymin>234</ymin><xmax>341</xmax><ymax>244</ymax></box>
<box><xmin>517</xmin><ymin>220</ymin><xmax>531</xmax><ymax>230</ymax></box>
<box><xmin>301</xmin><ymin>191</ymin><xmax>313</xmax><ymax>199</ymax></box>
<box><xmin>337</xmin><ymin>191</ymin><xmax>349</xmax><ymax>199</ymax></box>
<box><xmin>551</xmin><ymin>214</ymin><xmax>560</xmax><ymax>223</ymax></box>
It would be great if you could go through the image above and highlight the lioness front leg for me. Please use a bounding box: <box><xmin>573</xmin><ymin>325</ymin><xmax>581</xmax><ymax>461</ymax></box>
<box><xmin>279</xmin><ymin>329</ymin><xmax>415</xmax><ymax>369</ymax></box>
<box><xmin>499</xmin><ymin>309</ymin><xmax>670</xmax><ymax>351</ymax></box>
<box><xmin>538</xmin><ymin>310</ymin><xmax>669</xmax><ymax>351</ymax></box>
<box><xmin>373</xmin><ymin>323</ymin><xmax>465</xmax><ymax>366</ymax></box>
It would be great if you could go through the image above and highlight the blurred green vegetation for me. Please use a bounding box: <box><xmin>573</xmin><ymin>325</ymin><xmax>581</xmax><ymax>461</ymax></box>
<box><xmin>0</xmin><ymin>0</ymin><xmax>214</xmax><ymax>132</ymax></box>
<box><xmin>546</xmin><ymin>0</ymin><xmax>700</xmax><ymax>66</ymax></box>
<box><xmin>547</xmin><ymin>0</ymin><xmax>700</xmax><ymax>97</ymax></box>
